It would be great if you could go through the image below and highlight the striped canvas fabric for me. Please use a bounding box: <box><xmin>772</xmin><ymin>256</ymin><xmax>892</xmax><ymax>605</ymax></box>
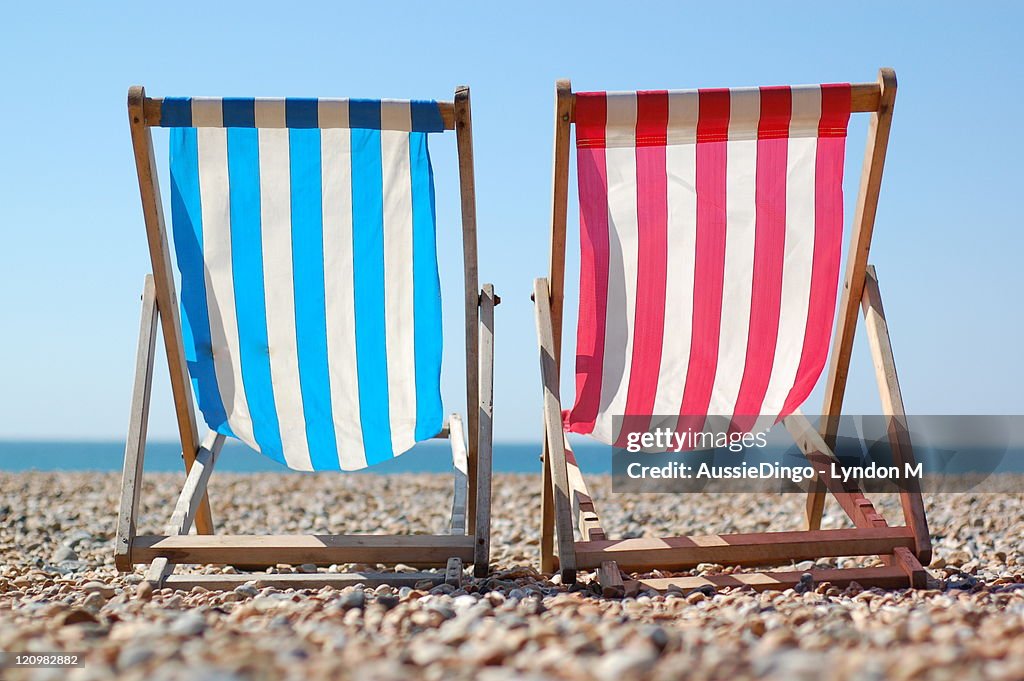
<box><xmin>166</xmin><ymin>97</ymin><xmax>445</xmax><ymax>471</ymax></box>
<box><xmin>566</xmin><ymin>84</ymin><xmax>852</xmax><ymax>446</ymax></box>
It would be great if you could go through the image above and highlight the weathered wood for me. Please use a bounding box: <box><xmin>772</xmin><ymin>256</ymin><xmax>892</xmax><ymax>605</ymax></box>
<box><xmin>445</xmin><ymin>557</ymin><xmax>463</xmax><ymax>588</ymax></box>
<box><xmin>636</xmin><ymin>563</ymin><xmax>911</xmax><ymax>593</ymax></box>
<box><xmin>165</xmin><ymin>432</ymin><xmax>226</xmax><ymax>536</ymax></box>
<box><xmin>539</xmin><ymin>81</ymin><xmax>574</xmax><ymax>574</ymax></box>
<box><xmin>144</xmin><ymin>558</ymin><xmax>173</xmax><ymax>588</ymax></box>
<box><xmin>893</xmin><ymin>546</ymin><xmax>928</xmax><ymax>589</ymax></box>
<box><xmin>574</xmin><ymin>527</ymin><xmax>916</xmax><ymax>571</ymax></box>
<box><xmin>132</xmin><ymin>534</ymin><xmax>476</xmax><ymax>567</ymax></box>
<box><xmin>448</xmin><ymin>413</ymin><xmax>468</xmax><ymax>536</ymax></box>
<box><xmin>540</xmin><ymin>446</ymin><xmax>556</xmax><ymax>573</ymax></box>
<box><xmin>564</xmin><ymin>442</ymin><xmax>606</xmax><ymax>541</ymax></box>
<box><xmin>144</xmin><ymin>431</ymin><xmax>225</xmax><ymax>586</ymax></box>
<box><xmin>597</xmin><ymin>561</ymin><xmax>625</xmax><ymax>598</ymax></box>
<box><xmin>144</xmin><ymin>98</ymin><xmax>457</xmax><ymax>130</ymax></box>
<box><xmin>128</xmin><ymin>86</ymin><xmax>214</xmax><ymax>535</ymax></box>
<box><xmin>454</xmin><ymin>85</ymin><xmax>481</xmax><ymax>531</ymax></box>
<box><xmin>115</xmin><ymin>276</ymin><xmax>158</xmax><ymax>571</ymax></box>
<box><xmin>474</xmin><ymin>284</ymin><xmax>495</xmax><ymax>577</ymax></box>
<box><xmin>861</xmin><ymin>266</ymin><xmax>931</xmax><ymax>563</ymax></box>
<box><xmin>163</xmin><ymin>572</ymin><xmax>445</xmax><ymax>591</ymax></box>
<box><xmin>533</xmin><ymin>277</ymin><xmax>578</xmax><ymax>582</ymax></box>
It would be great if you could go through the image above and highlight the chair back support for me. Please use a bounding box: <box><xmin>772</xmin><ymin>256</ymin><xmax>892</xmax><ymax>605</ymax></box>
<box><xmin>566</xmin><ymin>85</ymin><xmax>853</xmax><ymax>444</ymax></box>
<box><xmin>165</xmin><ymin>97</ymin><xmax>445</xmax><ymax>470</ymax></box>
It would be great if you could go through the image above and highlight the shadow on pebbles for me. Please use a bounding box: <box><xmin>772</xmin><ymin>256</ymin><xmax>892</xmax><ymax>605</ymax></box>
<box><xmin>1</xmin><ymin>472</ymin><xmax>1023</xmax><ymax>680</ymax></box>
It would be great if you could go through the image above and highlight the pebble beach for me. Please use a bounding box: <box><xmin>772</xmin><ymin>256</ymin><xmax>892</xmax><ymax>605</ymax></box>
<box><xmin>1</xmin><ymin>471</ymin><xmax>1022</xmax><ymax>680</ymax></box>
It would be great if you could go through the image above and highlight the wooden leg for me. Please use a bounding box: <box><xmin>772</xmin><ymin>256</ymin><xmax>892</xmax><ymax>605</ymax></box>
<box><xmin>818</xmin><ymin>69</ymin><xmax>898</xmax><ymax>451</ymax></box>
<box><xmin>445</xmin><ymin>557</ymin><xmax>463</xmax><ymax>588</ymax></box>
<box><xmin>115</xmin><ymin>276</ymin><xmax>157</xmax><ymax>572</ymax></box>
<box><xmin>128</xmin><ymin>89</ymin><xmax>214</xmax><ymax>536</ymax></box>
<box><xmin>144</xmin><ymin>432</ymin><xmax>225</xmax><ymax>587</ymax></box>
<box><xmin>598</xmin><ymin>560</ymin><xmax>625</xmax><ymax>598</ymax></box>
<box><xmin>860</xmin><ymin>266</ymin><xmax>932</xmax><ymax>564</ymax></box>
<box><xmin>533</xmin><ymin>278</ymin><xmax>577</xmax><ymax>583</ymax></box>
<box><xmin>473</xmin><ymin>285</ymin><xmax>495</xmax><ymax>578</ymax></box>
<box><xmin>144</xmin><ymin>557</ymin><xmax>173</xmax><ymax>588</ymax></box>
<box><xmin>564</xmin><ymin>442</ymin><xmax>606</xmax><ymax>541</ymax></box>
<box><xmin>805</xmin><ymin>476</ymin><xmax>827</xmax><ymax>530</ymax></box>
<box><xmin>448</xmin><ymin>414</ymin><xmax>468</xmax><ymax>536</ymax></box>
<box><xmin>540</xmin><ymin>440</ymin><xmax>556</xmax><ymax>573</ymax></box>
<box><xmin>454</xmin><ymin>86</ymin><xmax>480</xmax><ymax>537</ymax></box>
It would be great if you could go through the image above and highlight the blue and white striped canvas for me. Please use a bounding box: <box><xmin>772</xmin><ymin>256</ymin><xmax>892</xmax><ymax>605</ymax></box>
<box><xmin>166</xmin><ymin>97</ymin><xmax>445</xmax><ymax>471</ymax></box>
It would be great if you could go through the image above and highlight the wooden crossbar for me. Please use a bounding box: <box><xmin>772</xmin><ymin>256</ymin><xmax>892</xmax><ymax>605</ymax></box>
<box><xmin>131</xmin><ymin>534</ymin><xmax>475</xmax><ymax>567</ymax></box>
<box><xmin>573</xmin><ymin>527</ymin><xmax>916</xmax><ymax>571</ymax></box>
<box><xmin>163</xmin><ymin>572</ymin><xmax>446</xmax><ymax>591</ymax></box>
<box><xmin>565</xmin><ymin>81</ymin><xmax>885</xmax><ymax>123</ymax></box>
<box><xmin>142</xmin><ymin>98</ymin><xmax>457</xmax><ymax>130</ymax></box>
<box><xmin>636</xmin><ymin>563</ymin><xmax>911</xmax><ymax>593</ymax></box>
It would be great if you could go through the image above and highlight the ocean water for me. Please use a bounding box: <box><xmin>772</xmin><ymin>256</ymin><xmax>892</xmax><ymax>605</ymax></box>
<box><xmin>0</xmin><ymin>440</ymin><xmax>612</xmax><ymax>475</ymax></box>
<box><xmin>1</xmin><ymin>438</ymin><xmax>1020</xmax><ymax>476</ymax></box>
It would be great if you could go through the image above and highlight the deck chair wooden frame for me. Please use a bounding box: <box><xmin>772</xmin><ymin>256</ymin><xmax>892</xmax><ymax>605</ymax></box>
<box><xmin>114</xmin><ymin>85</ymin><xmax>496</xmax><ymax>590</ymax></box>
<box><xmin>534</xmin><ymin>68</ymin><xmax>931</xmax><ymax>593</ymax></box>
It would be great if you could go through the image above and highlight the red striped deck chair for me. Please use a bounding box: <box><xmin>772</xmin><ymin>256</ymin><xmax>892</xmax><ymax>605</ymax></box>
<box><xmin>533</xmin><ymin>69</ymin><xmax>931</xmax><ymax>593</ymax></box>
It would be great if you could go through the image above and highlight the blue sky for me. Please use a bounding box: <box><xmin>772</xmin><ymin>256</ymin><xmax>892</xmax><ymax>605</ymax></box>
<box><xmin>0</xmin><ymin>2</ymin><xmax>1020</xmax><ymax>443</ymax></box>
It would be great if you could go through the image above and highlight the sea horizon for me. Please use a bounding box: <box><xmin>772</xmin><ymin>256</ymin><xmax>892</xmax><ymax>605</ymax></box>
<box><xmin>0</xmin><ymin>439</ymin><xmax>608</xmax><ymax>474</ymax></box>
<box><xmin>3</xmin><ymin>438</ymin><xmax>1022</xmax><ymax>477</ymax></box>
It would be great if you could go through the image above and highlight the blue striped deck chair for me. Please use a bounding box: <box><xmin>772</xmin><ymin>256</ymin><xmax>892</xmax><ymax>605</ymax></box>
<box><xmin>115</xmin><ymin>86</ymin><xmax>495</xmax><ymax>591</ymax></box>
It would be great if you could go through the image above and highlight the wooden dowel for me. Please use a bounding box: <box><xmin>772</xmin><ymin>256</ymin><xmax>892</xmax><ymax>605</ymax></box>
<box><xmin>567</xmin><ymin>81</ymin><xmax>883</xmax><ymax>120</ymax></box>
<box><xmin>143</xmin><ymin>98</ymin><xmax>456</xmax><ymax>129</ymax></box>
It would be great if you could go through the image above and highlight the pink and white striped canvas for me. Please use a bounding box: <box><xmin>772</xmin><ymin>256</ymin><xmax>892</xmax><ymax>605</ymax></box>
<box><xmin>565</xmin><ymin>84</ymin><xmax>852</xmax><ymax>446</ymax></box>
